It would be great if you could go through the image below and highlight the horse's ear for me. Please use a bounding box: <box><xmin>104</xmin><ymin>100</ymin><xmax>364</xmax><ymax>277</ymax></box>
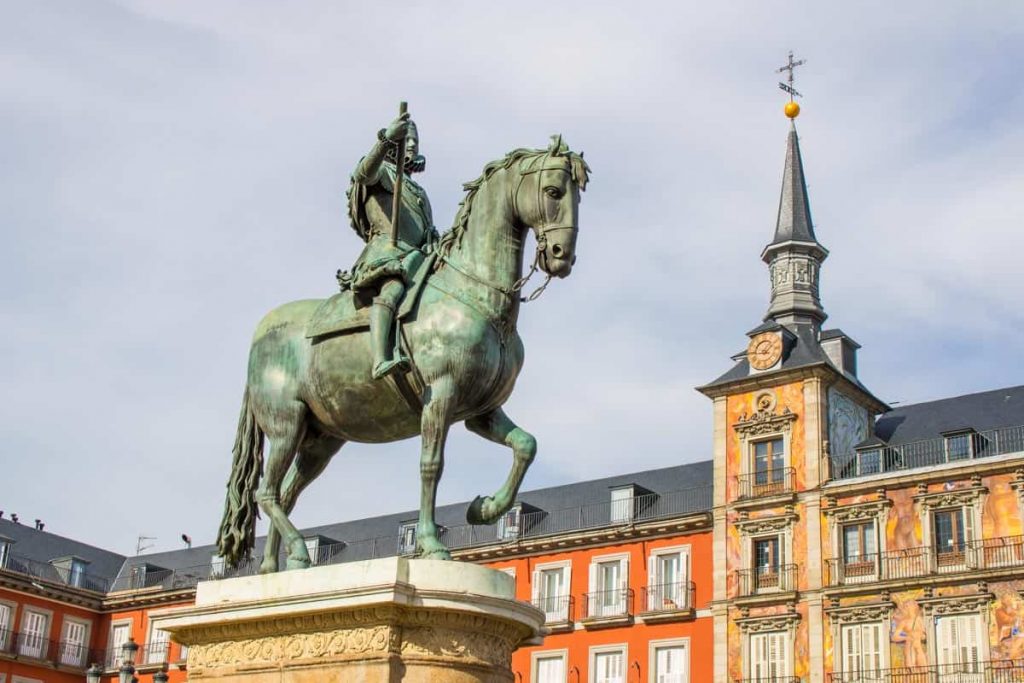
<box><xmin>548</xmin><ymin>134</ymin><xmax>567</xmax><ymax>155</ymax></box>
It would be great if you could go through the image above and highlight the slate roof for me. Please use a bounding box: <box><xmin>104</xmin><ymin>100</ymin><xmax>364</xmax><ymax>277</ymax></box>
<box><xmin>766</xmin><ymin>123</ymin><xmax>820</xmax><ymax>248</ymax></box>
<box><xmin>874</xmin><ymin>385</ymin><xmax>1024</xmax><ymax>446</ymax></box>
<box><xmin>0</xmin><ymin>518</ymin><xmax>127</xmax><ymax>588</ymax></box>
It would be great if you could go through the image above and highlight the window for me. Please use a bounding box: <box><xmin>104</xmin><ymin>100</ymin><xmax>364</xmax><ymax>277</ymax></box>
<box><xmin>532</xmin><ymin>563</ymin><xmax>570</xmax><ymax>622</ymax></box>
<box><xmin>753</xmin><ymin>537</ymin><xmax>782</xmax><ymax>590</ymax></box>
<box><xmin>107</xmin><ymin>622</ymin><xmax>131</xmax><ymax>669</ymax></box>
<box><xmin>496</xmin><ymin>506</ymin><xmax>521</xmax><ymax>540</ymax></box>
<box><xmin>304</xmin><ymin>537</ymin><xmax>320</xmax><ymax>566</ymax></box>
<box><xmin>210</xmin><ymin>554</ymin><xmax>225</xmax><ymax>578</ymax></box>
<box><xmin>0</xmin><ymin>602</ymin><xmax>12</xmax><ymax>649</ymax></box>
<box><xmin>18</xmin><ymin>609</ymin><xmax>49</xmax><ymax>659</ymax></box>
<box><xmin>59</xmin><ymin>619</ymin><xmax>89</xmax><ymax>667</ymax></box>
<box><xmin>533</xmin><ymin>651</ymin><xmax>567</xmax><ymax>683</ymax></box>
<box><xmin>753</xmin><ymin>438</ymin><xmax>786</xmax><ymax>490</ymax></box>
<box><xmin>856</xmin><ymin>448</ymin><xmax>881</xmax><ymax>475</ymax></box>
<box><xmin>935</xmin><ymin>614</ymin><xmax>982</xmax><ymax>672</ymax></box>
<box><xmin>590</xmin><ymin>646</ymin><xmax>626</xmax><ymax>683</ymax></box>
<box><xmin>398</xmin><ymin>523</ymin><xmax>417</xmax><ymax>555</ymax></box>
<box><xmin>651</xmin><ymin>642</ymin><xmax>689</xmax><ymax>683</ymax></box>
<box><xmin>934</xmin><ymin>509</ymin><xmax>970</xmax><ymax>567</ymax></box>
<box><xmin>646</xmin><ymin>547</ymin><xmax>689</xmax><ymax>611</ymax></box>
<box><xmin>842</xmin><ymin>522</ymin><xmax>877</xmax><ymax>579</ymax></box>
<box><xmin>749</xmin><ymin>631</ymin><xmax>790</xmax><ymax>681</ymax></box>
<box><xmin>68</xmin><ymin>559</ymin><xmax>87</xmax><ymax>588</ymax></box>
<box><xmin>147</xmin><ymin>621</ymin><xmax>170</xmax><ymax>664</ymax></box>
<box><xmin>588</xmin><ymin>555</ymin><xmax>628</xmax><ymax>618</ymax></box>
<box><xmin>945</xmin><ymin>433</ymin><xmax>973</xmax><ymax>461</ymax></box>
<box><xmin>610</xmin><ymin>487</ymin><xmax>634</xmax><ymax>523</ymax></box>
<box><xmin>840</xmin><ymin>622</ymin><xmax>884</xmax><ymax>677</ymax></box>
<box><xmin>0</xmin><ymin>539</ymin><xmax>10</xmax><ymax>569</ymax></box>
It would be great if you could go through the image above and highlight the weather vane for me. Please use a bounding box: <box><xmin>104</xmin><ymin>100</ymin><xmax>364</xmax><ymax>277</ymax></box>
<box><xmin>776</xmin><ymin>50</ymin><xmax>805</xmax><ymax>119</ymax></box>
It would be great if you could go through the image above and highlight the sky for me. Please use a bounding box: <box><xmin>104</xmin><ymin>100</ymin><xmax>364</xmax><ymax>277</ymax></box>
<box><xmin>1</xmin><ymin>1</ymin><xmax>1022</xmax><ymax>558</ymax></box>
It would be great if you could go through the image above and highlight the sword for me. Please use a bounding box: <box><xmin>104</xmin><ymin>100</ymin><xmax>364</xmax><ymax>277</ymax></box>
<box><xmin>390</xmin><ymin>101</ymin><xmax>408</xmax><ymax>248</ymax></box>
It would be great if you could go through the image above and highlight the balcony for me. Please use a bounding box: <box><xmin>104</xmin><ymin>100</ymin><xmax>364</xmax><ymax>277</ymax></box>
<box><xmin>638</xmin><ymin>581</ymin><xmax>695</xmax><ymax>623</ymax></box>
<box><xmin>530</xmin><ymin>594</ymin><xmax>573</xmax><ymax>631</ymax></box>
<box><xmin>581</xmin><ymin>588</ymin><xmax>634</xmax><ymax>628</ymax></box>
<box><xmin>825</xmin><ymin>536</ymin><xmax>1024</xmax><ymax>587</ymax></box>
<box><xmin>735</xmin><ymin>564</ymin><xmax>798</xmax><ymax>597</ymax></box>
<box><xmin>736</xmin><ymin>468</ymin><xmax>796</xmax><ymax>501</ymax></box>
<box><xmin>830</xmin><ymin>424</ymin><xmax>1024</xmax><ymax>482</ymax></box>
<box><xmin>0</xmin><ymin>551</ymin><xmax>110</xmax><ymax>592</ymax></box>
<box><xmin>735</xmin><ymin>678</ymin><xmax>800</xmax><ymax>683</ymax></box>
<box><xmin>827</xmin><ymin>660</ymin><xmax>1024</xmax><ymax>682</ymax></box>
<box><xmin>0</xmin><ymin>627</ymin><xmax>101</xmax><ymax>670</ymax></box>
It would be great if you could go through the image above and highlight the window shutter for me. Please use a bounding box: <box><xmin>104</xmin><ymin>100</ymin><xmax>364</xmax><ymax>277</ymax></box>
<box><xmin>962</xmin><ymin>614</ymin><xmax>981</xmax><ymax>667</ymax></box>
<box><xmin>588</xmin><ymin>562</ymin><xmax>598</xmax><ymax>616</ymax></box>
<box><xmin>531</xmin><ymin>569</ymin><xmax>541</xmax><ymax>604</ymax></box>
<box><xmin>937</xmin><ymin>616</ymin><xmax>954</xmax><ymax>666</ymax></box>
<box><xmin>647</xmin><ymin>555</ymin><xmax>657</xmax><ymax>610</ymax></box>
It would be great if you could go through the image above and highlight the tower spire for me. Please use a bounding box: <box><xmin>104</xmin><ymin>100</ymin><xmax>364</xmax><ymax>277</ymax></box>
<box><xmin>762</xmin><ymin>54</ymin><xmax>828</xmax><ymax>330</ymax></box>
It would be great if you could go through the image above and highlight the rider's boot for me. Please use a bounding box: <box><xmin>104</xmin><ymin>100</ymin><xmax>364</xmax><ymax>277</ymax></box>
<box><xmin>370</xmin><ymin>299</ymin><xmax>410</xmax><ymax>379</ymax></box>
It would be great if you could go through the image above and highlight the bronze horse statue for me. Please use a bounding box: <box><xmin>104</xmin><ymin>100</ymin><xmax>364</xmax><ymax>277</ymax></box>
<box><xmin>217</xmin><ymin>137</ymin><xmax>589</xmax><ymax>572</ymax></box>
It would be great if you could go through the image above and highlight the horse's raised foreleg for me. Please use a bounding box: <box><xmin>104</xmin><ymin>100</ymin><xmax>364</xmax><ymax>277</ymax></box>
<box><xmin>256</xmin><ymin>402</ymin><xmax>312</xmax><ymax>571</ymax></box>
<box><xmin>465</xmin><ymin>407</ymin><xmax>536</xmax><ymax>525</ymax></box>
<box><xmin>260</xmin><ymin>434</ymin><xmax>345</xmax><ymax>574</ymax></box>
<box><xmin>417</xmin><ymin>378</ymin><xmax>455</xmax><ymax>560</ymax></box>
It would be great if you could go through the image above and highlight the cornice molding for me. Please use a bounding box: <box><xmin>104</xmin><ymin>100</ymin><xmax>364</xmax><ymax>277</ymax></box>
<box><xmin>822</xmin><ymin>499</ymin><xmax>891</xmax><ymax>523</ymax></box>
<box><xmin>913</xmin><ymin>484</ymin><xmax>987</xmax><ymax>510</ymax></box>
<box><xmin>734</xmin><ymin>511</ymin><xmax>798</xmax><ymax>535</ymax></box>
<box><xmin>824</xmin><ymin>601</ymin><xmax>893</xmax><ymax>624</ymax></box>
<box><xmin>735</xmin><ymin>610</ymin><xmax>801</xmax><ymax>633</ymax></box>
<box><xmin>734</xmin><ymin>407</ymin><xmax>798</xmax><ymax>438</ymax></box>
<box><xmin>919</xmin><ymin>591</ymin><xmax>992</xmax><ymax>616</ymax></box>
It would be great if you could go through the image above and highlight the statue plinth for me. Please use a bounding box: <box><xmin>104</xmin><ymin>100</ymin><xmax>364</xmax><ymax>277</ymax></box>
<box><xmin>150</xmin><ymin>557</ymin><xmax>545</xmax><ymax>682</ymax></box>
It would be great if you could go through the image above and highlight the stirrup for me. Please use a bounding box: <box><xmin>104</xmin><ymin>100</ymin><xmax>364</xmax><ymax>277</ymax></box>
<box><xmin>372</xmin><ymin>356</ymin><xmax>410</xmax><ymax>380</ymax></box>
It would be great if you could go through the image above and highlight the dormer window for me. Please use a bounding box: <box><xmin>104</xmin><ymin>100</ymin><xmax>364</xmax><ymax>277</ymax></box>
<box><xmin>496</xmin><ymin>506</ymin><xmax>521</xmax><ymax>540</ymax></box>
<box><xmin>610</xmin><ymin>486</ymin><xmax>635</xmax><ymax>523</ymax></box>
<box><xmin>210</xmin><ymin>554</ymin><xmax>225</xmax><ymax>578</ymax></box>
<box><xmin>943</xmin><ymin>430</ymin><xmax>975</xmax><ymax>462</ymax></box>
<box><xmin>0</xmin><ymin>537</ymin><xmax>11</xmax><ymax>569</ymax></box>
<box><xmin>398</xmin><ymin>522</ymin><xmax>417</xmax><ymax>555</ymax></box>
<box><xmin>69</xmin><ymin>558</ymin><xmax>87</xmax><ymax>587</ymax></box>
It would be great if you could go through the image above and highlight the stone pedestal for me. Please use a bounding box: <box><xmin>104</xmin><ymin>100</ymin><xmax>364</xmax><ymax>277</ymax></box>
<box><xmin>150</xmin><ymin>557</ymin><xmax>544</xmax><ymax>682</ymax></box>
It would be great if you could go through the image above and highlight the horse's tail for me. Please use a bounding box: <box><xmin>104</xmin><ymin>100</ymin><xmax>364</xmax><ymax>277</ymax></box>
<box><xmin>216</xmin><ymin>386</ymin><xmax>264</xmax><ymax>568</ymax></box>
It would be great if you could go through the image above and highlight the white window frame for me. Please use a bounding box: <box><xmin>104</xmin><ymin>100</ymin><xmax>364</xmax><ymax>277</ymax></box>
<box><xmin>934</xmin><ymin>613</ymin><xmax>984</xmax><ymax>672</ymax></box>
<box><xmin>58</xmin><ymin>616</ymin><xmax>91</xmax><ymax>667</ymax></box>
<box><xmin>68</xmin><ymin>558</ymin><xmax>88</xmax><ymax>588</ymax></box>
<box><xmin>146</xmin><ymin>618</ymin><xmax>171</xmax><ymax>664</ymax></box>
<box><xmin>12</xmin><ymin>677</ymin><xmax>44</xmax><ymax>683</ymax></box>
<box><xmin>496</xmin><ymin>505</ymin><xmax>522</xmax><ymax>540</ymax></box>
<box><xmin>398</xmin><ymin>522</ymin><xmax>417</xmax><ymax>555</ymax></box>
<box><xmin>0</xmin><ymin>599</ymin><xmax>15</xmax><ymax>649</ymax></box>
<box><xmin>610</xmin><ymin>486</ymin><xmax>635</xmax><ymax>523</ymax></box>
<box><xmin>646</xmin><ymin>545</ymin><xmax>690</xmax><ymax>612</ymax></box>
<box><xmin>648</xmin><ymin>637</ymin><xmax>689</xmax><ymax>683</ymax></box>
<box><xmin>838</xmin><ymin>621</ymin><xmax>887</xmax><ymax>676</ymax></box>
<box><xmin>303</xmin><ymin>537</ymin><xmax>320</xmax><ymax>565</ymax></box>
<box><xmin>589</xmin><ymin>643</ymin><xmax>627</xmax><ymax>683</ymax></box>
<box><xmin>748</xmin><ymin>630</ymin><xmax>791</xmax><ymax>682</ymax></box>
<box><xmin>588</xmin><ymin>552</ymin><xmax>630</xmax><ymax>618</ymax></box>
<box><xmin>106</xmin><ymin>619</ymin><xmax>132</xmax><ymax>670</ymax></box>
<box><xmin>531</xmin><ymin>648</ymin><xmax>568</xmax><ymax>683</ymax></box>
<box><xmin>0</xmin><ymin>538</ymin><xmax>11</xmax><ymax>569</ymax></box>
<box><xmin>532</xmin><ymin>560</ymin><xmax>571</xmax><ymax>623</ymax></box>
<box><xmin>210</xmin><ymin>554</ymin><xmax>225</xmax><ymax>578</ymax></box>
<box><xmin>18</xmin><ymin>606</ymin><xmax>51</xmax><ymax>660</ymax></box>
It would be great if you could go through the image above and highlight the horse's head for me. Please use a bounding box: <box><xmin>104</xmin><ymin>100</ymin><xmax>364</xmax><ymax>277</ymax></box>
<box><xmin>513</xmin><ymin>135</ymin><xmax>590</xmax><ymax>279</ymax></box>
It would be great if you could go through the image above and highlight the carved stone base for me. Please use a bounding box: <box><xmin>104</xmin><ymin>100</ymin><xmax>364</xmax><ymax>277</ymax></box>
<box><xmin>150</xmin><ymin>557</ymin><xmax>545</xmax><ymax>682</ymax></box>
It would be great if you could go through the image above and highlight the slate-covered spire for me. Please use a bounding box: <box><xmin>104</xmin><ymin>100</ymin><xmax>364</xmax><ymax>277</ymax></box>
<box><xmin>761</xmin><ymin>121</ymin><xmax>829</xmax><ymax>330</ymax></box>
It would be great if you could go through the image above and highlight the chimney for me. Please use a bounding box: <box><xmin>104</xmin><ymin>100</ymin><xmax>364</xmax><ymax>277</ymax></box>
<box><xmin>820</xmin><ymin>329</ymin><xmax>860</xmax><ymax>378</ymax></box>
<box><xmin>11</xmin><ymin>514</ymin><xmax>19</xmax><ymax>524</ymax></box>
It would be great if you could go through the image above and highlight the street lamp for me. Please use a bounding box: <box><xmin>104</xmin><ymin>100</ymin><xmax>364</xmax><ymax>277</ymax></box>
<box><xmin>85</xmin><ymin>663</ymin><xmax>103</xmax><ymax>683</ymax></box>
<box><xmin>119</xmin><ymin>637</ymin><xmax>139</xmax><ymax>683</ymax></box>
<box><xmin>153</xmin><ymin>669</ymin><xmax>169</xmax><ymax>683</ymax></box>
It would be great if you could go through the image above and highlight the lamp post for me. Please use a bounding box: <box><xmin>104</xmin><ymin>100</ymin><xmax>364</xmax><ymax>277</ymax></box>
<box><xmin>153</xmin><ymin>669</ymin><xmax>169</xmax><ymax>683</ymax></box>
<box><xmin>119</xmin><ymin>636</ymin><xmax>139</xmax><ymax>683</ymax></box>
<box><xmin>85</xmin><ymin>663</ymin><xmax>103</xmax><ymax>683</ymax></box>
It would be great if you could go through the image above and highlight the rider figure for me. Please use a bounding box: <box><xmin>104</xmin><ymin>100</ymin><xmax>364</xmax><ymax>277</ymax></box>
<box><xmin>345</xmin><ymin>112</ymin><xmax>437</xmax><ymax>380</ymax></box>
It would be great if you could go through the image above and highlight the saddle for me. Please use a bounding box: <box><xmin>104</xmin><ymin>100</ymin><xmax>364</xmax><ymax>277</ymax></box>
<box><xmin>306</xmin><ymin>252</ymin><xmax>436</xmax><ymax>340</ymax></box>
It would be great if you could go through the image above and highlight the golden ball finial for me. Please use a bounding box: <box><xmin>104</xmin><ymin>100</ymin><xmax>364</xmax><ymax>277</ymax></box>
<box><xmin>784</xmin><ymin>101</ymin><xmax>801</xmax><ymax>119</ymax></box>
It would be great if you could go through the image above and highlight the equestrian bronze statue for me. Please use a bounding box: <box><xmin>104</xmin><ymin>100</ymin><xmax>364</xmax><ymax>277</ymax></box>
<box><xmin>216</xmin><ymin>109</ymin><xmax>590</xmax><ymax>572</ymax></box>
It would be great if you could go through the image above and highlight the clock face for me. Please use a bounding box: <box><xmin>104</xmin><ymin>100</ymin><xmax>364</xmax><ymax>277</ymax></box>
<box><xmin>747</xmin><ymin>332</ymin><xmax>783</xmax><ymax>370</ymax></box>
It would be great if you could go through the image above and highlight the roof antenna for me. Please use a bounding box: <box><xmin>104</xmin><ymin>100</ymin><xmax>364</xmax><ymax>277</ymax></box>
<box><xmin>136</xmin><ymin>535</ymin><xmax>156</xmax><ymax>555</ymax></box>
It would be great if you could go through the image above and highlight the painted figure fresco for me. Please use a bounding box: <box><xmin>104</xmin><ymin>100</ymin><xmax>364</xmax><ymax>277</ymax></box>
<box><xmin>994</xmin><ymin>591</ymin><xmax>1024</xmax><ymax>660</ymax></box>
<box><xmin>891</xmin><ymin>598</ymin><xmax>927</xmax><ymax>667</ymax></box>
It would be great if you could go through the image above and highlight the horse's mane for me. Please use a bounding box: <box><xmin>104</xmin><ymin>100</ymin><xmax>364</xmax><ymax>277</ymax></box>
<box><xmin>436</xmin><ymin>135</ymin><xmax>590</xmax><ymax>258</ymax></box>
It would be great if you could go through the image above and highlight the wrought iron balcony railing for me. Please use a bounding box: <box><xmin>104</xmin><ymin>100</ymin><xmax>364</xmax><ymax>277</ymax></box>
<box><xmin>0</xmin><ymin>552</ymin><xmax>110</xmax><ymax>592</ymax></box>
<box><xmin>640</xmin><ymin>580</ymin><xmax>694</xmax><ymax>613</ymax></box>
<box><xmin>735</xmin><ymin>468</ymin><xmax>796</xmax><ymax>500</ymax></box>
<box><xmin>735</xmin><ymin>564</ymin><xmax>798</xmax><ymax>596</ymax></box>
<box><xmin>830</xmin><ymin>424</ymin><xmax>1024</xmax><ymax>481</ymax></box>
<box><xmin>0</xmin><ymin>627</ymin><xmax>103</xmax><ymax>670</ymax></box>
<box><xmin>827</xmin><ymin>659</ymin><xmax>1024</xmax><ymax>682</ymax></box>
<box><xmin>825</xmin><ymin>536</ymin><xmax>1024</xmax><ymax>587</ymax></box>
<box><xmin>734</xmin><ymin>677</ymin><xmax>801</xmax><ymax>683</ymax></box>
<box><xmin>530</xmin><ymin>594</ymin><xmax>573</xmax><ymax>624</ymax></box>
<box><xmin>581</xmin><ymin>588</ymin><xmax>634</xmax><ymax>620</ymax></box>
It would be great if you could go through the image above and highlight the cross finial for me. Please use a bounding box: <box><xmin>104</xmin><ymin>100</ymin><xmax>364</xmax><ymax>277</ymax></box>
<box><xmin>777</xmin><ymin>51</ymin><xmax>806</xmax><ymax>100</ymax></box>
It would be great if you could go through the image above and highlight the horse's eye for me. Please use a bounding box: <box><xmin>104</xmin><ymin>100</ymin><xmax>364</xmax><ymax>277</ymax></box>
<box><xmin>545</xmin><ymin>187</ymin><xmax>563</xmax><ymax>199</ymax></box>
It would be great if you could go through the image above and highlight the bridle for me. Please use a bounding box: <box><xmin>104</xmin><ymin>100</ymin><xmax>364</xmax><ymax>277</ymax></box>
<box><xmin>508</xmin><ymin>152</ymin><xmax>578</xmax><ymax>301</ymax></box>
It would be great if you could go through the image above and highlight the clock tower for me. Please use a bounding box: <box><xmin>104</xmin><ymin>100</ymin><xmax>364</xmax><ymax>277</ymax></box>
<box><xmin>698</xmin><ymin>96</ymin><xmax>888</xmax><ymax>683</ymax></box>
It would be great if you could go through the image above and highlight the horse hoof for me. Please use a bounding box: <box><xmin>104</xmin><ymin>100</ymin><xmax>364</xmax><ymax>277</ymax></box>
<box><xmin>259</xmin><ymin>561</ymin><xmax>278</xmax><ymax>575</ymax></box>
<box><xmin>466</xmin><ymin>496</ymin><xmax>487</xmax><ymax>524</ymax></box>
